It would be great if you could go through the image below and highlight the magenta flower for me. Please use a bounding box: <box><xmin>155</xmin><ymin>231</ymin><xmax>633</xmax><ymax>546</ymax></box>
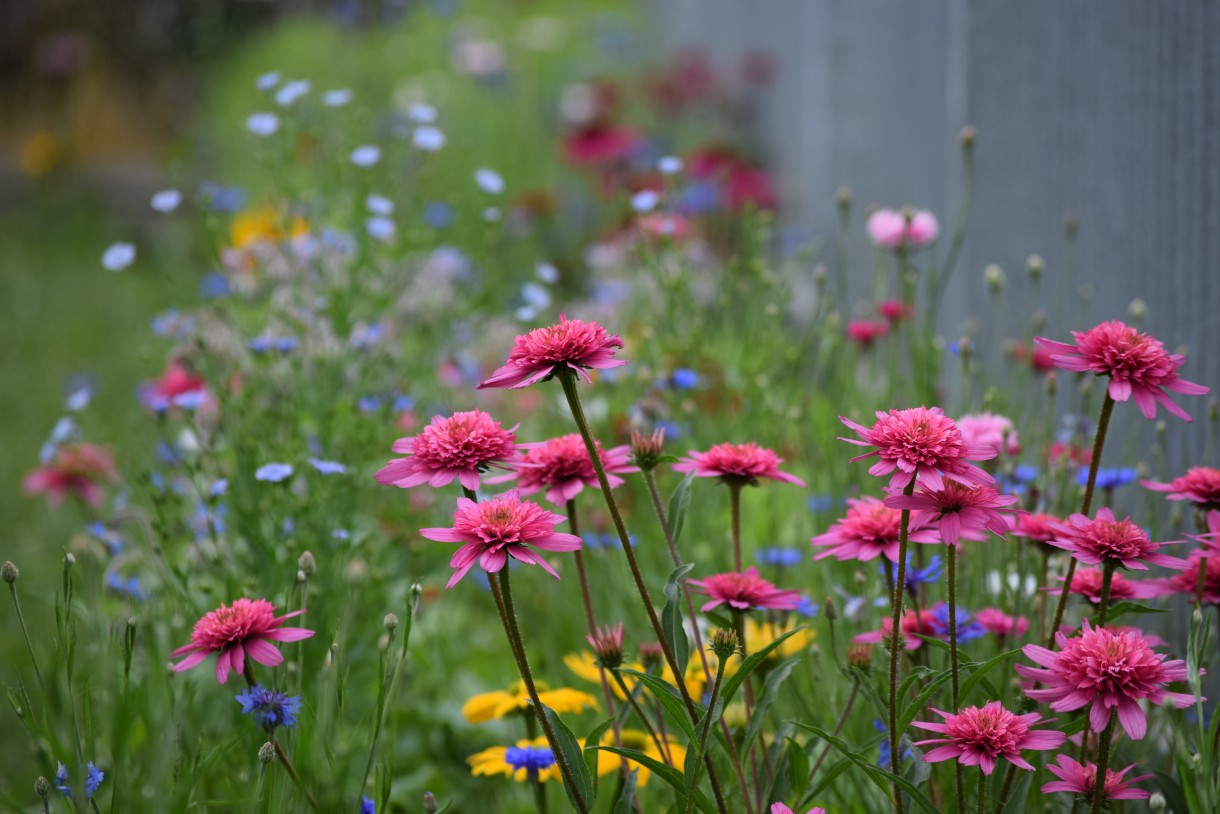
<box><xmin>1035</xmin><ymin>320</ymin><xmax>1209</xmax><ymax>421</ymax></box>
<box><xmin>1016</xmin><ymin>619</ymin><xmax>1195</xmax><ymax>739</ymax></box>
<box><xmin>845</xmin><ymin>319</ymin><xmax>889</xmax><ymax>347</ymax></box>
<box><xmin>1047</xmin><ymin>508</ymin><xmax>1188</xmax><ymax>571</ymax></box>
<box><xmin>885</xmin><ymin>482</ymin><xmax>1018</xmax><ymax>546</ymax></box>
<box><xmin>24</xmin><ymin>442</ymin><xmax>118</xmax><ymax>508</ymax></box>
<box><xmin>770</xmin><ymin>805</ymin><xmax>825</xmax><ymax>814</ymax></box>
<box><xmin>812</xmin><ymin>497</ymin><xmax>940</xmax><ymax>563</ymax></box>
<box><xmin>1056</xmin><ymin>567</ymin><xmax>1157</xmax><ymax>603</ymax></box>
<box><xmin>489</xmin><ymin>434</ymin><xmax>635</xmax><ymax>505</ymax></box>
<box><xmin>867</xmin><ymin>208</ymin><xmax>939</xmax><ymax>249</ymax></box>
<box><xmin>1011</xmin><ymin>512</ymin><xmax>1061</xmax><ymax>546</ymax></box>
<box><xmin>956</xmin><ymin>412</ymin><xmax>1020</xmax><ymax>457</ymax></box>
<box><xmin>420</xmin><ymin>491</ymin><xmax>582</xmax><ymax>587</ymax></box>
<box><xmin>1141</xmin><ymin>466</ymin><xmax>1220</xmax><ymax>508</ymax></box>
<box><xmin>1142</xmin><ymin>550</ymin><xmax>1220</xmax><ymax>605</ymax></box>
<box><xmin>1041</xmin><ymin>754</ymin><xmax>1151</xmax><ymax>801</ymax></box>
<box><xmin>839</xmin><ymin>406</ymin><xmax>995</xmax><ymax>492</ymax></box>
<box><xmin>974</xmin><ymin>608</ymin><xmax>1029</xmax><ymax>640</ymax></box>
<box><xmin>673</xmin><ymin>442</ymin><xmax>806</xmax><ymax>488</ymax></box>
<box><xmin>853</xmin><ymin>607</ymin><xmax>941</xmax><ymax>651</ymax></box>
<box><xmin>912</xmin><ymin>701</ymin><xmax>1064</xmax><ymax>774</ymax></box>
<box><xmin>477</xmin><ymin>315</ymin><xmax>626</xmax><ymax>389</ymax></box>
<box><xmin>375</xmin><ymin>410</ymin><xmax>518</xmax><ymax>492</ymax></box>
<box><xmin>689</xmin><ymin>567</ymin><xmax>801</xmax><ymax>612</ymax></box>
<box><xmin>171</xmin><ymin>599</ymin><xmax>315</xmax><ymax>684</ymax></box>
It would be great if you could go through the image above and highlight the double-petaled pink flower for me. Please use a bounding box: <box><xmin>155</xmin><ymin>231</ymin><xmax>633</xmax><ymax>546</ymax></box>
<box><xmin>1016</xmin><ymin>619</ymin><xmax>1195</xmax><ymax>739</ymax></box>
<box><xmin>24</xmin><ymin>442</ymin><xmax>118</xmax><ymax>508</ymax></box>
<box><xmin>974</xmin><ymin>608</ymin><xmax>1029</xmax><ymax>640</ymax></box>
<box><xmin>839</xmin><ymin>406</ymin><xmax>995</xmax><ymax>492</ymax></box>
<box><xmin>885</xmin><ymin>482</ymin><xmax>1018</xmax><ymax>546</ymax></box>
<box><xmin>689</xmin><ymin>567</ymin><xmax>801</xmax><ymax>612</ymax></box>
<box><xmin>846</xmin><ymin>319</ymin><xmax>889</xmax><ymax>347</ymax></box>
<box><xmin>375</xmin><ymin>410</ymin><xmax>518</xmax><ymax>492</ymax></box>
<box><xmin>171</xmin><ymin>598</ymin><xmax>315</xmax><ymax>684</ymax></box>
<box><xmin>956</xmin><ymin>412</ymin><xmax>1020</xmax><ymax>457</ymax></box>
<box><xmin>1011</xmin><ymin>513</ymin><xmax>1061</xmax><ymax>547</ymax></box>
<box><xmin>421</xmin><ymin>491</ymin><xmax>582</xmax><ymax>587</ymax></box>
<box><xmin>674</xmin><ymin>442</ymin><xmax>806</xmax><ymax>488</ymax></box>
<box><xmin>1041</xmin><ymin>754</ymin><xmax>1151</xmax><ymax>801</ymax></box>
<box><xmin>1056</xmin><ymin>567</ymin><xmax>1156</xmax><ymax>604</ymax></box>
<box><xmin>490</xmin><ymin>433</ymin><xmax>634</xmax><ymax>505</ymax></box>
<box><xmin>912</xmin><ymin>701</ymin><xmax>1064</xmax><ymax>775</ymax></box>
<box><xmin>867</xmin><ymin>208</ymin><xmax>939</xmax><ymax>249</ymax></box>
<box><xmin>1047</xmin><ymin>508</ymin><xmax>1188</xmax><ymax>571</ymax></box>
<box><xmin>1142</xmin><ymin>547</ymin><xmax>1220</xmax><ymax>605</ymax></box>
<box><xmin>853</xmin><ymin>607</ymin><xmax>941</xmax><ymax>651</ymax></box>
<box><xmin>1035</xmin><ymin>320</ymin><xmax>1209</xmax><ymax>421</ymax></box>
<box><xmin>477</xmin><ymin>315</ymin><xmax>626</xmax><ymax>389</ymax></box>
<box><xmin>1142</xmin><ymin>466</ymin><xmax>1220</xmax><ymax>508</ymax></box>
<box><xmin>770</xmin><ymin>805</ymin><xmax>825</xmax><ymax>814</ymax></box>
<box><xmin>812</xmin><ymin>497</ymin><xmax>940</xmax><ymax>563</ymax></box>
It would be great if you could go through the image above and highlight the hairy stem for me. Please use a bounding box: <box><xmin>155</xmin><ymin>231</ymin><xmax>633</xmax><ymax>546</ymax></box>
<box><xmin>948</xmin><ymin>543</ymin><xmax>965</xmax><ymax>814</ymax></box>
<box><xmin>887</xmin><ymin>479</ymin><xmax>917</xmax><ymax>814</ymax></box>
<box><xmin>684</xmin><ymin>654</ymin><xmax>728</xmax><ymax>814</ymax></box>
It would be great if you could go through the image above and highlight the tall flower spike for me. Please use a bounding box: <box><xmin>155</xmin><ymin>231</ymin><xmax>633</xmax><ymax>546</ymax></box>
<box><xmin>420</xmin><ymin>491</ymin><xmax>582</xmax><ymax>587</ymax></box>
<box><xmin>1035</xmin><ymin>320</ymin><xmax>1209</xmax><ymax>421</ymax></box>
<box><xmin>375</xmin><ymin>410</ymin><xmax>518</xmax><ymax>492</ymax></box>
<box><xmin>477</xmin><ymin>315</ymin><xmax>626</xmax><ymax>389</ymax></box>
<box><xmin>839</xmin><ymin>406</ymin><xmax>995</xmax><ymax>491</ymax></box>
<box><xmin>171</xmin><ymin>598</ymin><xmax>315</xmax><ymax>684</ymax></box>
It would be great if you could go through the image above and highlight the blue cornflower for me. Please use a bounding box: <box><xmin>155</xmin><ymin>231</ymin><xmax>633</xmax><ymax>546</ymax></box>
<box><xmin>88</xmin><ymin>522</ymin><xmax>124</xmax><ymax>555</ymax></box>
<box><xmin>873</xmin><ymin>721</ymin><xmax>913</xmax><ymax>769</ymax></box>
<box><xmin>930</xmin><ymin>604</ymin><xmax>985</xmax><ymax>641</ymax></box>
<box><xmin>423</xmin><ymin>201</ymin><xmax>453</xmax><ymax>228</ymax></box>
<box><xmin>756</xmin><ymin>547</ymin><xmax>803</xmax><ymax>568</ymax></box>
<box><xmin>332</xmin><ymin>529</ymin><xmax>351</xmax><ymax>541</ymax></box>
<box><xmin>678</xmin><ymin>180</ymin><xmax>720</xmax><ymax>214</ymax></box>
<box><xmin>358</xmin><ymin>395</ymin><xmax>384</xmax><ymax>413</ymax></box>
<box><xmin>392</xmin><ymin>394</ymin><xmax>415</xmax><ymax>413</ymax></box>
<box><xmin>199</xmin><ymin>272</ymin><xmax>229</xmax><ymax>299</ymax></box>
<box><xmin>671</xmin><ymin>368</ymin><xmax>700</xmax><ymax>389</ymax></box>
<box><xmin>309</xmin><ymin>458</ymin><xmax>347</xmax><ymax>475</ymax></box>
<box><xmin>504</xmin><ymin>745</ymin><xmax>556</xmax><ymax>777</ymax></box>
<box><xmin>806</xmin><ymin>494</ymin><xmax>836</xmax><ymax>514</ymax></box>
<box><xmin>193</xmin><ymin>502</ymin><xmax>227</xmax><ymax>539</ymax></box>
<box><xmin>248</xmin><ymin>336</ymin><xmax>299</xmax><ymax>354</ymax></box>
<box><xmin>255</xmin><ymin>463</ymin><xmax>294</xmax><ymax>483</ymax></box>
<box><xmin>105</xmin><ymin>571</ymin><xmax>146</xmax><ymax>600</ymax></box>
<box><xmin>795</xmin><ymin>596</ymin><xmax>820</xmax><ymax>617</ymax></box>
<box><xmin>905</xmin><ymin>554</ymin><xmax>943</xmax><ymax>591</ymax></box>
<box><xmin>360</xmin><ymin>796</ymin><xmax>376</xmax><ymax>814</ymax></box>
<box><xmin>235</xmin><ymin>685</ymin><xmax>302</xmax><ymax>731</ymax></box>
<box><xmin>1012</xmin><ymin>464</ymin><xmax>1039</xmax><ymax>484</ymax></box>
<box><xmin>1078</xmin><ymin>466</ymin><xmax>1138</xmax><ymax>490</ymax></box>
<box><xmin>55</xmin><ymin>761</ymin><xmax>104</xmax><ymax>799</ymax></box>
<box><xmin>210</xmin><ymin>479</ymin><xmax>229</xmax><ymax>497</ymax></box>
<box><xmin>199</xmin><ymin>182</ymin><xmax>246</xmax><ymax>213</ymax></box>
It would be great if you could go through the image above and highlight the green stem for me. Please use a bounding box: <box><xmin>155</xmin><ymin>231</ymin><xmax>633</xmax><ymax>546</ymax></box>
<box><xmin>1090</xmin><ymin>715</ymin><xmax>1118</xmax><ymax>814</ymax></box>
<box><xmin>888</xmin><ymin>479</ymin><xmax>917</xmax><ymax>814</ymax></box>
<box><xmin>991</xmin><ymin>763</ymin><xmax>1017</xmax><ymax>814</ymax></box>
<box><xmin>359</xmin><ymin>591</ymin><xmax>416</xmax><ymax>796</ymax></box>
<box><xmin>8</xmin><ymin>583</ymin><xmax>44</xmax><ymax>686</ymax></box>
<box><xmin>1095</xmin><ymin>562</ymin><xmax>1117</xmax><ymax>627</ymax></box>
<box><xmin>1046</xmin><ymin>394</ymin><xmax>1115</xmax><ymax>647</ymax></box>
<box><xmin>977</xmin><ymin>768</ymin><xmax>986</xmax><ymax>814</ymax></box>
<box><xmin>807</xmin><ymin>680</ymin><xmax>859</xmax><ymax>783</ymax></box>
<box><xmin>948</xmin><ymin>543</ymin><xmax>965</xmax><ymax>814</ymax></box>
<box><xmin>611</xmin><ymin>671</ymin><xmax>673</xmax><ymax>766</ymax></box>
<box><xmin>729</xmin><ymin>483</ymin><xmax>744</xmax><ymax>572</ymax></box>
<box><xmin>683</xmin><ymin>654</ymin><xmax>728</xmax><ymax>814</ymax></box>
<box><xmin>492</xmin><ymin>569</ymin><xmax>591</xmax><ymax>814</ymax></box>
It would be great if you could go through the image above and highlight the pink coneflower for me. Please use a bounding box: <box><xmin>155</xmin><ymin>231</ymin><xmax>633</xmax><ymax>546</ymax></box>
<box><xmin>885</xmin><ymin>482</ymin><xmax>1018</xmax><ymax>546</ymax></box>
<box><xmin>956</xmin><ymin>412</ymin><xmax>1021</xmax><ymax>457</ymax></box>
<box><xmin>974</xmin><ymin>608</ymin><xmax>1029</xmax><ymax>640</ymax></box>
<box><xmin>1011</xmin><ymin>513</ymin><xmax>1061</xmax><ymax>546</ymax></box>
<box><xmin>420</xmin><ymin>491</ymin><xmax>583</xmax><ymax>588</ymax></box>
<box><xmin>1016</xmin><ymin>619</ymin><xmax>1194</xmax><ymax>739</ymax></box>
<box><xmin>878</xmin><ymin>299</ymin><xmax>914</xmax><ymax>323</ymax></box>
<box><xmin>375</xmin><ymin>410</ymin><xmax>518</xmax><ymax>492</ymax></box>
<box><xmin>1041</xmin><ymin>754</ymin><xmax>1151</xmax><ymax>801</ymax></box>
<box><xmin>689</xmin><ymin>567</ymin><xmax>801</xmax><ymax>612</ymax></box>
<box><xmin>867</xmin><ymin>208</ymin><xmax>939</xmax><ymax>249</ymax></box>
<box><xmin>24</xmin><ymin>443</ymin><xmax>118</xmax><ymax>507</ymax></box>
<box><xmin>845</xmin><ymin>319</ymin><xmax>889</xmax><ymax>347</ymax></box>
<box><xmin>1035</xmin><ymin>320</ymin><xmax>1209</xmax><ymax>421</ymax></box>
<box><xmin>490</xmin><ymin>434</ymin><xmax>635</xmax><ymax>505</ymax></box>
<box><xmin>477</xmin><ymin>315</ymin><xmax>626</xmax><ymax>390</ymax></box>
<box><xmin>1056</xmin><ymin>567</ymin><xmax>1157</xmax><ymax>603</ymax></box>
<box><xmin>1142</xmin><ymin>552</ymin><xmax>1220</xmax><ymax>604</ymax></box>
<box><xmin>1009</xmin><ymin>341</ymin><xmax>1056</xmax><ymax>373</ymax></box>
<box><xmin>839</xmin><ymin>406</ymin><xmax>996</xmax><ymax>492</ymax></box>
<box><xmin>1047</xmin><ymin>507</ymin><xmax>1189</xmax><ymax>571</ymax></box>
<box><xmin>770</xmin><ymin>805</ymin><xmax>825</xmax><ymax>814</ymax></box>
<box><xmin>812</xmin><ymin>497</ymin><xmax>940</xmax><ymax>563</ymax></box>
<box><xmin>587</xmin><ymin>623</ymin><xmax>625</xmax><ymax>668</ymax></box>
<box><xmin>170</xmin><ymin>598</ymin><xmax>315</xmax><ymax>684</ymax></box>
<box><xmin>1141</xmin><ymin>466</ymin><xmax>1220</xmax><ymax>508</ymax></box>
<box><xmin>854</xmin><ymin>607</ymin><xmax>940</xmax><ymax>651</ymax></box>
<box><xmin>912</xmin><ymin>701</ymin><xmax>1064</xmax><ymax>775</ymax></box>
<box><xmin>562</xmin><ymin>124</ymin><xmax>641</xmax><ymax>165</ymax></box>
<box><xmin>673</xmin><ymin>442</ymin><xmax>806</xmax><ymax>488</ymax></box>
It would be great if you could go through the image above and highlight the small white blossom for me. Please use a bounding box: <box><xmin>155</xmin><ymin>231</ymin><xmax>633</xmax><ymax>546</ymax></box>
<box><xmin>658</xmin><ymin>155</ymin><xmax>684</xmax><ymax>175</ymax></box>
<box><xmin>275</xmin><ymin>79</ymin><xmax>311</xmax><ymax>106</ymax></box>
<box><xmin>150</xmin><ymin>189</ymin><xmax>182</xmax><ymax>213</ymax></box>
<box><xmin>535</xmin><ymin>262</ymin><xmax>559</xmax><ymax>283</ymax></box>
<box><xmin>349</xmin><ymin>145</ymin><xmax>382</xmax><ymax>167</ymax></box>
<box><xmin>482</xmin><ymin>207</ymin><xmax>501</xmax><ymax>222</ymax></box>
<box><xmin>366</xmin><ymin>217</ymin><xmax>396</xmax><ymax>242</ymax></box>
<box><xmin>322</xmin><ymin>89</ymin><xmax>352</xmax><ymax>107</ymax></box>
<box><xmin>255</xmin><ymin>71</ymin><xmax>281</xmax><ymax>90</ymax></box>
<box><xmin>408</xmin><ymin>103</ymin><xmax>437</xmax><ymax>123</ymax></box>
<box><xmin>521</xmin><ymin>282</ymin><xmax>551</xmax><ymax>310</ymax></box>
<box><xmin>102</xmin><ymin>242</ymin><xmax>136</xmax><ymax>271</ymax></box>
<box><xmin>412</xmin><ymin>126</ymin><xmax>445</xmax><ymax>151</ymax></box>
<box><xmin>246</xmin><ymin>112</ymin><xmax>280</xmax><ymax>137</ymax></box>
<box><xmin>631</xmin><ymin>189</ymin><xmax>659</xmax><ymax>213</ymax></box>
<box><xmin>365</xmin><ymin>194</ymin><xmax>394</xmax><ymax>216</ymax></box>
<box><xmin>474</xmin><ymin>168</ymin><xmax>505</xmax><ymax>194</ymax></box>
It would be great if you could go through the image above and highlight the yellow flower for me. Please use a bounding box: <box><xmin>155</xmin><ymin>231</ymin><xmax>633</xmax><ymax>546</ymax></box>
<box><xmin>229</xmin><ymin>206</ymin><xmax>309</xmax><ymax>249</ymax></box>
<box><xmin>745</xmin><ymin>616</ymin><xmax>814</xmax><ymax>659</ymax></box>
<box><xmin>564</xmin><ymin>651</ymin><xmax>646</xmax><ymax>700</ymax></box>
<box><xmin>462</xmin><ymin>680</ymin><xmax>598</xmax><ymax>724</ymax></box>
<box><xmin>596</xmin><ymin>729</ymin><xmax>686</xmax><ymax>787</ymax></box>
<box><xmin>19</xmin><ymin>130</ymin><xmax>60</xmax><ymax>177</ymax></box>
<box><xmin>469</xmin><ymin>737</ymin><xmax>562</xmax><ymax>784</ymax></box>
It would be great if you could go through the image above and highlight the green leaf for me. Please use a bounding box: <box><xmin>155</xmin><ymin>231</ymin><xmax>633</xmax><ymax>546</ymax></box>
<box><xmin>541</xmin><ymin>704</ymin><xmax>595</xmax><ymax>812</ymax></box>
<box><xmin>1105</xmin><ymin>600</ymin><xmax>1168</xmax><ymax>622</ymax></box>
<box><xmin>661</xmin><ymin>563</ymin><xmax>695</xmax><ymax>674</ymax></box>
<box><xmin>956</xmin><ymin>648</ymin><xmax>1020</xmax><ymax>703</ymax></box>
<box><xmin>742</xmin><ymin>657</ymin><xmax>800</xmax><ymax>753</ymax></box>
<box><xmin>668</xmin><ymin>473</ymin><xmax>695</xmax><ymax>544</ymax></box>
<box><xmin>897</xmin><ymin>670</ymin><xmax>953</xmax><ymax>732</ymax></box>
<box><xmin>807</xmin><ymin>756</ymin><xmax>852</xmax><ymax>800</ymax></box>
<box><xmin>787</xmin><ymin>722</ymin><xmax>939</xmax><ymax>814</ymax></box>
<box><xmin>582</xmin><ymin>717</ymin><xmax>616</xmax><ymax>795</ymax></box>
<box><xmin>784</xmin><ymin>735</ymin><xmax>809</xmax><ymax>803</ymax></box>
<box><xmin>998</xmin><ymin>766</ymin><xmax>1032</xmax><ymax>814</ymax></box>
<box><xmin>617</xmin><ymin>669</ymin><xmax>698</xmax><ymax>742</ymax></box>
<box><xmin>593</xmin><ymin>746</ymin><xmax>718</xmax><ymax>814</ymax></box>
<box><xmin>720</xmin><ymin>627</ymin><xmax>807</xmax><ymax>709</ymax></box>
<box><xmin>611</xmin><ymin>766</ymin><xmax>639</xmax><ymax>814</ymax></box>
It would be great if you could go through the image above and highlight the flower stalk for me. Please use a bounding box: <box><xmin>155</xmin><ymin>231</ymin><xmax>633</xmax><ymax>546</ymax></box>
<box><xmin>887</xmin><ymin>479</ymin><xmax>916</xmax><ymax>814</ymax></box>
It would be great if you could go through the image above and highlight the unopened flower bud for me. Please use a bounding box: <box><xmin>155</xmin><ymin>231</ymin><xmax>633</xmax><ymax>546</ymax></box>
<box><xmin>1026</xmin><ymin>254</ymin><xmax>1043</xmax><ymax>279</ymax></box>
<box><xmin>35</xmin><ymin>776</ymin><xmax>49</xmax><ymax>798</ymax></box>
<box><xmin>638</xmin><ymin>641</ymin><xmax>663</xmax><ymax>672</ymax></box>
<box><xmin>959</xmin><ymin>125</ymin><xmax>976</xmax><ymax>150</ymax></box>
<box><xmin>408</xmin><ymin>582</ymin><xmax>423</xmax><ymax>613</ymax></box>
<box><xmin>384</xmin><ymin>613</ymin><xmax>399</xmax><ymax>633</ymax></box>
<box><xmin>984</xmin><ymin>264</ymin><xmax>1005</xmax><ymax>293</ymax></box>
<box><xmin>1193</xmin><ymin>607</ymin><xmax>1204</xmax><ymax>626</ymax></box>
<box><xmin>709</xmin><ymin>628</ymin><xmax>741</xmax><ymax>660</ymax></box>
<box><xmin>296</xmin><ymin>569</ymin><xmax>307</xmax><ymax>584</ymax></box>
<box><xmin>1045</xmin><ymin>372</ymin><xmax>1057</xmax><ymax>397</ymax></box>
<box><xmin>1148</xmin><ymin>792</ymin><xmax>1167</xmax><ymax>812</ymax></box>
<box><xmin>258</xmin><ymin>742</ymin><xmax>275</xmax><ymax>764</ymax></box>
<box><xmin>835</xmin><ymin>186</ymin><xmax>852</xmax><ymax>208</ymax></box>
<box><xmin>1</xmin><ymin>561</ymin><xmax>17</xmax><ymax>584</ymax></box>
<box><xmin>64</xmin><ymin>553</ymin><xmax>75</xmax><ymax>567</ymax></box>
<box><xmin>298</xmin><ymin>551</ymin><xmax>316</xmax><ymax>576</ymax></box>
<box><xmin>847</xmin><ymin>643</ymin><xmax>873</xmax><ymax>670</ymax></box>
<box><xmin>1127</xmin><ymin>298</ymin><xmax>1147</xmax><ymax>321</ymax></box>
<box><xmin>823</xmin><ymin>596</ymin><xmax>837</xmax><ymax>621</ymax></box>
<box><xmin>629</xmin><ymin>429</ymin><xmax>667</xmax><ymax>471</ymax></box>
<box><xmin>587</xmin><ymin>622</ymin><xmax>625</xmax><ymax>669</ymax></box>
<box><xmin>957</xmin><ymin>337</ymin><xmax>973</xmax><ymax>361</ymax></box>
<box><xmin>423</xmin><ymin>791</ymin><xmax>439</xmax><ymax>813</ymax></box>
<box><xmin>812</xmin><ymin>264</ymin><xmax>828</xmax><ymax>287</ymax></box>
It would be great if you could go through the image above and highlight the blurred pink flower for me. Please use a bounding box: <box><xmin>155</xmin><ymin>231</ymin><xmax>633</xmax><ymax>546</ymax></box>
<box><xmin>1141</xmin><ymin>551</ymin><xmax>1220</xmax><ymax>604</ymax></box>
<box><xmin>1017</xmin><ymin>619</ymin><xmax>1194</xmax><ymax>739</ymax></box>
<box><xmin>24</xmin><ymin>442</ymin><xmax>118</xmax><ymax>507</ymax></box>
<box><xmin>854</xmin><ymin>606</ymin><xmax>941</xmax><ymax>651</ymax></box>
<box><xmin>878</xmin><ymin>299</ymin><xmax>914</xmax><ymax>323</ymax></box>
<box><xmin>770</xmin><ymin>805</ymin><xmax>825</xmax><ymax>814</ymax></box>
<box><xmin>1011</xmin><ymin>512</ymin><xmax>1061</xmax><ymax>545</ymax></box>
<box><xmin>1056</xmin><ymin>567</ymin><xmax>1157</xmax><ymax>603</ymax></box>
<box><xmin>867</xmin><ymin>208</ymin><xmax>939</xmax><ymax>249</ymax></box>
<box><xmin>846</xmin><ymin>319</ymin><xmax>889</xmax><ymax>347</ymax></box>
<box><xmin>674</xmin><ymin>442</ymin><xmax>805</xmax><ymax>488</ymax></box>
<box><xmin>1041</xmin><ymin>754</ymin><xmax>1151</xmax><ymax>801</ymax></box>
<box><xmin>840</xmin><ymin>407</ymin><xmax>995</xmax><ymax>492</ymax></box>
<box><xmin>171</xmin><ymin>598</ymin><xmax>314</xmax><ymax>684</ymax></box>
<box><xmin>1035</xmin><ymin>320</ymin><xmax>1209</xmax><ymax>421</ymax></box>
<box><xmin>420</xmin><ymin>491</ymin><xmax>582</xmax><ymax>587</ymax></box>
<box><xmin>689</xmin><ymin>567</ymin><xmax>801</xmax><ymax>612</ymax></box>
<box><xmin>956</xmin><ymin>412</ymin><xmax>1020</xmax><ymax>457</ymax></box>
<box><xmin>375</xmin><ymin>410</ymin><xmax>518</xmax><ymax>492</ymax></box>
<box><xmin>490</xmin><ymin>433</ymin><xmax>635</xmax><ymax>505</ymax></box>
<box><xmin>478</xmin><ymin>315</ymin><xmax>626</xmax><ymax>390</ymax></box>
<box><xmin>974</xmin><ymin>608</ymin><xmax>1029</xmax><ymax>640</ymax></box>
<box><xmin>563</xmin><ymin>125</ymin><xmax>641</xmax><ymax>165</ymax></box>
<box><xmin>1141</xmin><ymin>466</ymin><xmax>1220</xmax><ymax>508</ymax></box>
<box><xmin>885</xmin><ymin>482</ymin><xmax>1018</xmax><ymax>546</ymax></box>
<box><xmin>912</xmin><ymin>701</ymin><xmax>1064</xmax><ymax>774</ymax></box>
<box><xmin>1047</xmin><ymin>507</ymin><xmax>1188</xmax><ymax>571</ymax></box>
<box><xmin>812</xmin><ymin>497</ymin><xmax>940</xmax><ymax>563</ymax></box>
